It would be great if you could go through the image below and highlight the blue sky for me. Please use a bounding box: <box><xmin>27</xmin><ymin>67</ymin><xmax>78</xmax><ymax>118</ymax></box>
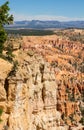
<box><xmin>0</xmin><ymin>0</ymin><xmax>84</xmax><ymax>21</ymax></box>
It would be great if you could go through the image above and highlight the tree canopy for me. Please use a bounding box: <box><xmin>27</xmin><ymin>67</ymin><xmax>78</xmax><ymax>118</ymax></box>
<box><xmin>0</xmin><ymin>1</ymin><xmax>13</xmax><ymax>54</ymax></box>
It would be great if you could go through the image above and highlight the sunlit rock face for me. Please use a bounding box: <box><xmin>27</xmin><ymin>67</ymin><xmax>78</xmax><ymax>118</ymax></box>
<box><xmin>21</xmin><ymin>35</ymin><xmax>84</xmax><ymax>129</ymax></box>
<box><xmin>0</xmin><ymin>54</ymin><xmax>66</xmax><ymax>130</ymax></box>
<box><xmin>0</xmin><ymin>33</ymin><xmax>84</xmax><ymax>130</ymax></box>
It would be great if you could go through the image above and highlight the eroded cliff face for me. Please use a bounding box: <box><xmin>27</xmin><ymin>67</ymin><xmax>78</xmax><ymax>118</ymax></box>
<box><xmin>0</xmin><ymin>33</ymin><xmax>84</xmax><ymax>130</ymax></box>
<box><xmin>0</xmin><ymin>52</ymin><xmax>68</xmax><ymax>130</ymax></box>
<box><xmin>22</xmin><ymin>35</ymin><xmax>84</xmax><ymax>129</ymax></box>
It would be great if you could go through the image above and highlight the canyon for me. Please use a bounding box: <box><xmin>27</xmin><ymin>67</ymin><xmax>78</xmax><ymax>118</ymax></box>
<box><xmin>0</xmin><ymin>29</ymin><xmax>84</xmax><ymax>130</ymax></box>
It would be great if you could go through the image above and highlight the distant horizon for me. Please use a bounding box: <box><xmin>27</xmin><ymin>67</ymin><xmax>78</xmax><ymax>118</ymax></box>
<box><xmin>14</xmin><ymin>19</ymin><xmax>84</xmax><ymax>22</ymax></box>
<box><xmin>5</xmin><ymin>20</ymin><xmax>84</xmax><ymax>29</ymax></box>
<box><xmin>13</xmin><ymin>16</ymin><xmax>84</xmax><ymax>22</ymax></box>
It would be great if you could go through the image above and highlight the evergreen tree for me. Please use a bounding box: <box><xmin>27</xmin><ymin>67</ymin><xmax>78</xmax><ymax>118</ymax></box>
<box><xmin>0</xmin><ymin>1</ymin><xmax>13</xmax><ymax>54</ymax></box>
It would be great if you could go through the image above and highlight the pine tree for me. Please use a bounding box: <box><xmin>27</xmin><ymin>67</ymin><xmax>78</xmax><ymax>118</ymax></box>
<box><xmin>0</xmin><ymin>1</ymin><xmax>13</xmax><ymax>54</ymax></box>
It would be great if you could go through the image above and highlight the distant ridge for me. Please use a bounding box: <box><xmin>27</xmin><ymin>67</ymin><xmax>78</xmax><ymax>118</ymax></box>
<box><xmin>5</xmin><ymin>20</ymin><xmax>84</xmax><ymax>29</ymax></box>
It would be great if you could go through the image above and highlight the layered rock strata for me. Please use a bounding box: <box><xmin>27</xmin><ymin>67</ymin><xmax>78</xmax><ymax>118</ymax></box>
<box><xmin>0</xmin><ymin>53</ymin><xmax>67</xmax><ymax>130</ymax></box>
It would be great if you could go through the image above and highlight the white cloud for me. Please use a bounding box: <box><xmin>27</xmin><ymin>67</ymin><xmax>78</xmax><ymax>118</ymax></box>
<box><xmin>12</xmin><ymin>12</ymin><xmax>84</xmax><ymax>21</ymax></box>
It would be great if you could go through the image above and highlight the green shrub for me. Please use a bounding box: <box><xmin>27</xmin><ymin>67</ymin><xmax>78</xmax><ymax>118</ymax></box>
<box><xmin>79</xmin><ymin>117</ymin><xmax>84</xmax><ymax>125</ymax></box>
<box><xmin>0</xmin><ymin>108</ymin><xmax>3</xmax><ymax>122</ymax></box>
<box><xmin>0</xmin><ymin>1</ymin><xmax>13</xmax><ymax>54</ymax></box>
<box><xmin>8</xmin><ymin>60</ymin><xmax>19</xmax><ymax>76</ymax></box>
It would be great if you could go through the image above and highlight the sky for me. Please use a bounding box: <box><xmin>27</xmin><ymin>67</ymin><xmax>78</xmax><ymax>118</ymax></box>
<box><xmin>0</xmin><ymin>0</ymin><xmax>84</xmax><ymax>21</ymax></box>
